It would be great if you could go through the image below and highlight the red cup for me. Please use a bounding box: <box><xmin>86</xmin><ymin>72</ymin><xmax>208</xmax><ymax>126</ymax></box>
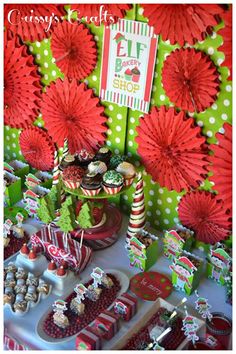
<box><xmin>206</xmin><ymin>312</ymin><xmax>232</xmax><ymax>349</ymax></box>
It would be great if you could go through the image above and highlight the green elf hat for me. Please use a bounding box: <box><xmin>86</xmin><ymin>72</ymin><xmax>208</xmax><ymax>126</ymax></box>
<box><xmin>196</xmin><ymin>297</ymin><xmax>207</xmax><ymax>306</ymax></box>
<box><xmin>130</xmin><ymin>236</ymin><xmax>146</xmax><ymax>251</ymax></box>
<box><xmin>176</xmin><ymin>256</ymin><xmax>197</xmax><ymax>273</ymax></box>
<box><xmin>184</xmin><ymin>316</ymin><xmax>195</xmax><ymax>325</ymax></box>
<box><xmin>211</xmin><ymin>248</ymin><xmax>231</xmax><ymax>265</ymax></box>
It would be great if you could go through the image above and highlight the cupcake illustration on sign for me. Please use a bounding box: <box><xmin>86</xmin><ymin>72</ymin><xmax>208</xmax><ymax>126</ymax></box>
<box><xmin>100</xmin><ymin>19</ymin><xmax>158</xmax><ymax>113</ymax></box>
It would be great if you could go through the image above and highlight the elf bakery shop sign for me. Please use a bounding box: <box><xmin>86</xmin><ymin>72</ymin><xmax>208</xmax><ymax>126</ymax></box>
<box><xmin>100</xmin><ymin>19</ymin><xmax>158</xmax><ymax>113</ymax></box>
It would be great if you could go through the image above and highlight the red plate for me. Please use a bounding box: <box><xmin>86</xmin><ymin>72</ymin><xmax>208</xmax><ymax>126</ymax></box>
<box><xmin>130</xmin><ymin>271</ymin><xmax>172</xmax><ymax>301</ymax></box>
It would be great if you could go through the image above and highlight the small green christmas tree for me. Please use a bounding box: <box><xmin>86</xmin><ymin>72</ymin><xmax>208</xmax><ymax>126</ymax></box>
<box><xmin>77</xmin><ymin>202</ymin><xmax>94</xmax><ymax>229</ymax></box>
<box><xmin>37</xmin><ymin>194</ymin><xmax>56</xmax><ymax>224</ymax></box>
<box><xmin>57</xmin><ymin>196</ymin><xmax>76</xmax><ymax>233</ymax></box>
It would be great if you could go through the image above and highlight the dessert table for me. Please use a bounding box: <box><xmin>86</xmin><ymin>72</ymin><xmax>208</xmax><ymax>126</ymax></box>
<box><xmin>4</xmin><ymin>215</ymin><xmax>232</xmax><ymax>350</ymax></box>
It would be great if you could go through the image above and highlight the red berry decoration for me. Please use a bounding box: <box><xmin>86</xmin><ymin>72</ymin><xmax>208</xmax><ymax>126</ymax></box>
<box><xmin>48</xmin><ymin>260</ymin><xmax>57</xmax><ymax>271</ymax></box>
<box><xmin>20</xmin><ymin>243</ymin><xmax>30</xmax><ymax>255</ymax></box>
<box><xmin>56</xmin><ymin>266</ymin><xmax>66</xmax><ymax>277</ymax></box>
<box><xmin>28</xmin><ymin>249</ymin><xmax>37</xmax><ymax>260</ymax></box>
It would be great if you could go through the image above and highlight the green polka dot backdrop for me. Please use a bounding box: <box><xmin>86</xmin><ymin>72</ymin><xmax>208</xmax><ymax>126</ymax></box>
<box><xmin>4</xmin><ymin>4</ymin><xmax>232</xmax><ymax>232</ymax></box>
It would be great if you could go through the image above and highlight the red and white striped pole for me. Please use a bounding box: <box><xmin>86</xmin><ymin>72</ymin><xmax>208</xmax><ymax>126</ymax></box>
<box><xmin>126</xmin><ymin>172</ymin><xmax>146</xmax><ymax>246</ymax></box>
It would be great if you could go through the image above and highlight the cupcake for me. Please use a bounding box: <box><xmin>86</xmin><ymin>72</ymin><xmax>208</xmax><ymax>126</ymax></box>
<box><xmin>116</xmin><ymin>162</ymin><xmax>136</xmax><ymax>186</ymax></box>
<box><xmin>88</xmin><ymin>161</ymin><xmax>107</xmax><ymax>175</ymax></box>
<box><xmin>62</xmin><ymin>165</ymin><xmax>84</xmax><ymax>189</ymax></box>
<box><xmin>59</xmin><ymin>154</ymin><xmax>76</xmax><ymax>171</ymax></box>
<box><xmin>76</xmin><ymin>149</ymin><xmax>94</xmax><ymax>167</ymax></box>
<box><xmin>102</xmin><ymin>170</ymin><xmax>124</xmax><ymax>195</ymax></box>
<box><xmin>80</xmin><ymin>172</ymin><xmax>102</xmax><ymax>196</ymax></box>
<box><xmin>93</xmin><ymin>147</ymin><xmax>112</xmax><ymax>164</ymax></box>
<box><xmin>125</xmin><ymin>68</ymin><xmax>132</xmax><ymax>81</ymax></box>
<box><xmin>109</xmin><ymin>155</ymin><xmax>127</xmax><ymax>169</ymax></box>
<box><xmin>131</xmin><ymin>67</ymin><xmax>140</xmax><ymax>82</ymax></box>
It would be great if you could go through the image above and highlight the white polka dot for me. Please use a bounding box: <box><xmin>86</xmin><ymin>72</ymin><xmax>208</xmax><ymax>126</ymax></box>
<box><xmin>114</xmin><ymin>149</ymin><xmax>120</xmax><ymax>155</ymax></box>
<box><xmin>44</xmin><ymin>50</ymin><xmax>49</xmax><ymax>56</ymax></box>
<box><xmin>165</xmin><ymin>208</ymin><xmax>170</xmax><ymax>214</ymax></box>
<box><xmin>11</xmin><ymin>133</ymin><xmax>16</xmax><ymax>138</ymax></box>
<box><xmin>147</xmin><ymin>211</ymin><xmax>152</xmax><ymax>217</ymax></box>
<box><xmin>211</xmin><ymin>32</ymin><xmax>217</xmax><ymax>39</ymax></box>
<box><xmin>177</xmin><ymin>196</ymin><xmax>181</xmax><ymax>202</ymax></box>
<box><xmin>149</xmin><ymin>190</ymin><xmax>154</xmax><ymax>196</ymax></box>
<box><xmin>197</xmin><ymin>121</ymin><xmax>203</xmax><ymax>127</ymax></box>
<box><xmin>52</xmin><ymin>58</ymin><xmax>56</xmax><ymax>63</ymax></box>
<box><xmin>12</xmin><ymin>143</ymin><xmax>16</xmax><ymax>148</ymax></box>
<box><xmin>135</xmin><ymin>161</ymin><xmax>140</xmax><ymax>167</ymax></box>
<box><xmin>44</xmin><ymin>38</ymin><xmax>48</xmax><ymax>43</ymax></box>
<box><xmin>207</xmin><ymin>131</ymin><xmax>213</xmax><ymax>137</ymax></box>
<box><xmin>108</xmin><ymin>105</ymin><xmax>114</xmax><ymax>111</ymax></box>
<box><xmin>174</xmin><ymin>217</ymin><xmax>179</xmax><ymax>223</ymax></box>
<box><xmin>217</xmin><ymin>58</ymin><xmax>223</xmax><ymax>65</ymax></box>
<box><xmin>92</xmin><ymin>75</ymin><xmax>97</xmax><ymax>82</ymax></box>
<box><xmin>157</xmin><ymin>199</ymin><xmax>162</xmax><ymax>205</ymax></box>
<box><xmin>6</xmin><ymin>136</ymin><xmax>10</xmax><ymax>141</ymax></box>
<box><xmin>116</xmin><ymin>125</ymin><xmax>121</xmax><ymax>132</ymax></box>
<box><xmin>94</xmin><ymin>35</ymin><xmax>99</xmax><ymax>41</ymax></box>
<box><xmin>108</xmin><ymin>117</ymin><xmax>113</xmax><ymax>123</ymax></box>
<box><xmin>209</xmin><ymin>117</ymin><xmax>215</xmax><ymax>124</ymax></box>
<box><xmin>167</xmin><ymin>197</ymin><xmax>172</xmax><ymax>203</ymax></box>
<box><xmin>12</xmin><ymin>153</ymin><xmax>16</xmax><ymax>158</ymax></box>
<box><xmin>36</xmin><ymin>54</ymin><xmax>41</xmax><ymax>60</ymax></box>
<box><xmin>106</xmin><ymin>140</ymin><xmax>111</xmax><ymax>146</ymax></box>
<box><xmin>52</xmin><ymin>70</ymin><xmax>57</xmax><ymax>77</ymax></box>
<box><xmin>7</xmin><ymin>146</ymin><xmax>10</xmax><ymax>150</ymax></box>
<box><xmin>130</xmin><ymin>117</ymin><xmax>135</xmax><ymax>123</ymax></box>
<box><xmin>219</xmin><ymin>127</ymin><xmax>225</xmax><ymax>134</ymax></box>
<box><xmin>160</xmin><ymin>94</ymin><xmax>165</xmax><ymax>101</ymax></box>
<box><xmin>117</xmin><ymin>114</ymin><xmax>122</xmax><ymax>120</ymax></box>
<box><xmin>129</xmin><ymin>129</ymin><xmax>134</xmax><ymax>135</ymax></box>
<box><xmin>44</xmin><ymin>74</ymin><xmax>48</xmax><ymax>80</ymax></box>
<box><xmin>154</xmin><ymin>220</ymin><xmax>160</xmax><ymax>226</ymax></box>
<box><xmin>138</xmin><ymin>7</ymin><xmax>144</xmax><ymax>15</ymax></box>
<box><xmin>5</xmin><ymin>126</ymin><xmax>10</xmax><ymax>131</ymax></box>
<box><xmin>107</xmin><ymin>129</ymin><xmax>112</xmax><ymax>135</ymax></box>
<box><xmin>37</xmin><ymin>122</ymin><xmax>42</xmax><ymax>127</ymax></box>
<box><xmin>156</xmin><ymin>210</ymin><xmax>161</xmax><ymax>216</ymax></box>
<box><xmin>128</xmin><ymin>141</ymin><xmax>133</xmax><ymax>147</ymax></box>
<box><xmin>150</xmin><ymin>179</ymin><xmax>155</xmax><ymax>185</ymax></box>
<box><xmin>148</xmin><ymin>201</ymin><xmax>153</xmax><ymax>207</ymax></box>
<box><xmin>164</xmin><ymin>219</ymin><xmax>169</xmax><ymax>225</ymax></box>
<box><xmin>208</xmin><ymin>47</ymin><xmax>214</xmax><ymax>55</ymax></box>
<box><xmin>36</xmin><ymin>41</ymin><xmax>41</xmax><ymax>47</ymax></box>
<box><xmin>223</xmin><ymin>99</ymin><xmax>230</xmax><ymax>107</ymax></box>
<box><xmin>212</xmin><ymin>103</ymin><xmax>218</xmax><ymax>110</ymax></box>
<box><xmin>44</xmin><ymin>62</ymin><xmax>49</xmax><ymax>68</ymax></box>
<box><xmin>115</xmin><ymin>137</ymin><xmax>120</xmax><ymax>144</ymax></box>
<box><xmin>29</xmin><ymin>46</ymin><xmax>33</xmax><ymax>52</ymax></box>
<box><xmin>159</xmin><ymin>188</ymin><xmax>164</xmax><ymax>194</ymax></box>
<box><xmin>221</xmin><ymin>113</ymin><xmax>228</xmax><ymax>121</ymax></box>
<box><xmin>123</xmin><ymin>195</ymin><xmax>128</xmax><ymax>201</ymax></box>
<box><xmin>226</xmin><ymin>85</ymin><xmax>232</xmax><ymax>92</ymax></box>
<box><xmin>152</xmin><ymin>85</ymin><xmax>156</xmax><ymax>92</ymax></box>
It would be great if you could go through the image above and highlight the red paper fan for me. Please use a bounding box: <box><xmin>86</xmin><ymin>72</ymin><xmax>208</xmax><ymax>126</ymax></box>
<box><xmin>162</xmin><ymin>48</ymin><xmax>219</xmax><ymax>113</ymax></box>
<box><xmin>51</xmin><ymin>21</ymin><xmax>97</xmax><ymax>80</ymax></box>
<box><xmin>19</xmin><ymin>127</ymin><xmax>55</xmax><ymax>171</ymax></box>
<box><xmin>142</xmin><ymin>4</ymin><xmax>224</xmax><ymax>46</ymax></box>
<box><xmin>218</xmin><ymin>7</ymin><xmax>232</xmax><ymax>80</ymax></box>
<box><xmin>4</xmin><ymin>30</ymin><xmax>42</xmax><ymax>129</ymax></box>
<box><xmin>70</xmin><ymin>4</ymin><xmax>131</xmax><ymax>25</ymax></box>
<box><xmin>208</xmin><ymin>123</ymin><xmax>232</xmax><ymax>215</ymax></box>
<box><xmin>4</xmin><ymin>5</ymin><xmax>66</xmax><ymax>42</ymax></box>
<box><xmin>135</xmin><ymin>106</ymin><xmax>208</xmax><ymax>193</ymax></box>
<box><xmin>41</xmin><ymin>78</ymin><xmax>107</xmax><ymax>154</ymax></box>
<box><xmin>178</xmin><ymin>190</ymin><xmax>231</xmax><ymax>244</ymax></box>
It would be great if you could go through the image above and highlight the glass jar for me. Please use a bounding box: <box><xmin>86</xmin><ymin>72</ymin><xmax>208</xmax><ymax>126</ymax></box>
<box><xmin>206</xmin><ymin>312</ymin><xmax>232</xmax><ymax>349</ymax></box>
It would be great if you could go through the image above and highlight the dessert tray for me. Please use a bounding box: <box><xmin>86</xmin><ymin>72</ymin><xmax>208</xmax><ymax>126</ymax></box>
<box><xmin>36</xmin><ymin>269</ymin><xmax>129</xmax><ymax>343</ymax></box>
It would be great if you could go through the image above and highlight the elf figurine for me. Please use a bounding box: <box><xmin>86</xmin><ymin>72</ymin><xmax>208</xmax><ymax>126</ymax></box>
<box><xmin>163</xmin><ymin>230</ymin><xmax>184</xmax><ymax>260</ymax></box>
<box><xmin>208</xmin><ymin>248</ymin><xmax>231</xmax><ymax>284</ymax></box>
<box><xmin>170</xmin><ymin>256</ymin><xmax>196</xmax><ymax>292</ymax></box>
<box><xmin>128</xmin><ymin>237</ymin><xmax>146</xmax><ymax>271</ymax></box>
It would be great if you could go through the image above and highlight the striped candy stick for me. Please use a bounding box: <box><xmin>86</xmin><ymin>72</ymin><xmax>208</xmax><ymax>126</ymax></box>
<box><xmin>126</xmin><ymin>172</ymin><xmax>146</xmax><ymax>246</ymax></box>
<box><xmin>60</xmin><ymin>139</ymin><xmax>69</xmax><ymax>202</ymax></box>
<box><xmin>52</xmin><ymin>147</ymin><xmax>60</xmax><ymax>186</ymax></box>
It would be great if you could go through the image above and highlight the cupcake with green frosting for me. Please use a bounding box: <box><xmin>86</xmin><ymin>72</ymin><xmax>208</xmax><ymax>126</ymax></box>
<box><xmin>109</xmin><ymin>155</ymin><xmax>127</xmax><ymax>169</ymax></box>
<box><xmin>102</xmin><ymin>170</ymin><xmax>124</xmax><ymax>195</ymax></box>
